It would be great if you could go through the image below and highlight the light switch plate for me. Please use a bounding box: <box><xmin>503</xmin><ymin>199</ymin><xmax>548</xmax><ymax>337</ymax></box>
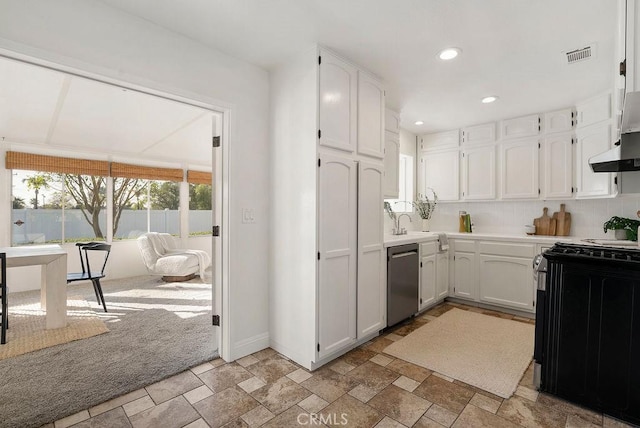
<box><xmin>242</xmin><ymin>208</ymin><xmax>255</xmax><ymax>224</ymax></box>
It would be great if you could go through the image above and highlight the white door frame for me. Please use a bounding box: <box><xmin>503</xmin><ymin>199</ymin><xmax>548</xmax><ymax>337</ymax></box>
<box><xmin>0</xmin><ymin>47</ymin><xmax>231</xmax><ymax>359</ymax></box>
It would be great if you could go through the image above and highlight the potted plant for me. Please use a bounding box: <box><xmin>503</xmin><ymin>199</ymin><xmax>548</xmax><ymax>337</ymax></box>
<box><xmin>413</xmin><ymin>188</ymin><xmax>438</xmax><ymax>232</ymax></box>
<box><xmin>603</xmin><ymin>216</ymin><xmax>640</xmax><ymax>241</ymax></box>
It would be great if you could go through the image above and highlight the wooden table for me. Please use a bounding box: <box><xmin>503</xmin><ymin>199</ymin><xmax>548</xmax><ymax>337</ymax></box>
<box><xmin>0</xmin><ymin>245</ymin><xmax>67</xmax><ymax>329</ymax></box>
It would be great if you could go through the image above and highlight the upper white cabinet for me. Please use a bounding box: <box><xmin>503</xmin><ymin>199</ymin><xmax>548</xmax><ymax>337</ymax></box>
<box><xmin>317</xmin><ymin>152</ymin><xmax>358</xmax><ymax>358</ymax></box>
<box><xmin>461</xmin><ymin>123</ymin><xmax>496</xmax><ymax>145</ymax></box>
<box><xmin>541</xmin><ymin>133</ymin><xmax>574</xmax><ymax>199</ymax></box>
<box><xmin>385</xmin><ymin>108</ymin><xmax>400</xmax><ymax>134</ymax></box>
<box><xmin>544</xmin><ymin>109</ymin><xmax>575</xmax><ymax>134</ymax></box>
<box><xmin>500</xmin><ymin>139</ymin><xmax>539</xmax><ymax>199</ymax></box>
<box><xmin>319</xmin><ymin>50</ymin><xmax>357</xmax><ymax>153</ymax></box>
<box><xmin>383</xmin><ymin>131</ymin><xmax>400</xmax><ymax>198</ymax></box>
<box><xmin>419</xmin><ymin>149</ymin><xmax>459</xmax><ymax>201</ymax></box>
<box><xmin>576</xmin><ymin>92</ymin><xmax>612</xmax><ymax>129</ymax></box>
<box><xmin>575</xmin><ymin>122</ymin><xmax>614</xmax><ymax>198</ymax></box>
<box><xmin>500</xmin><ymin>114</ymin><xmax>540</xmax><ymax>140</ymax></box>
<box><xmin>357</xmin><ymin>161</ymin><xmax>385</xmax><ymax>338</ymax></box>
<box><xmin>420</xmin><ymin>130</ymin><xmax>459</xmax><ymax>151</ymax></box>
<box><xmin>357</xmin><ymin>71</ymin><xmax>385</xmax><ymax>159</ymax></box>
<box><xmin>462</xmin><ymin>145</ymin><xmax>495</xmax><ymax>200</ymax></box>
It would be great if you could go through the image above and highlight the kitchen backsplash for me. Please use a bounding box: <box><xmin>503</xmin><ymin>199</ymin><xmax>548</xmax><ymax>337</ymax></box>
<box><xmin>385</xmin><ymin>197</ymin><xmax>640</xmax><ymax>239</ymax></box>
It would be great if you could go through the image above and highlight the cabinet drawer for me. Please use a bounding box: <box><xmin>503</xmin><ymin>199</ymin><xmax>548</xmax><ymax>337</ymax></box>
<box><xmin>421</xmin><ymin>242</ymin><xmax>438</xmax><ymax>256</ymax></box>
<box><xmin>479</xmin><ymin>241</ymin><xmax>535</xmax><ymax>258</ymax></box>
<box><xmin>453</xmin><ymin>240</ymin><xmax>476</xmax><ymax>253</ymax></box>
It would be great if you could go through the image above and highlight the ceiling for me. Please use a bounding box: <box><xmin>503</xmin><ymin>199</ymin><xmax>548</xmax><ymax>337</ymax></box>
<box><xmin>0</xmin><ymin>57</ymin><xmax>215</xmax><ymax>167</ymax></box>
<box><xmin>99</xmin><ymin>0</ymin><xmax>618</xmax><ymax>134</ymax></box>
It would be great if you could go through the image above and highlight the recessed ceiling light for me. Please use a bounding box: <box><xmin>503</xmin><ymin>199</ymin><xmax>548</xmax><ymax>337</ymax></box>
<box><xmin>415</xmin><ymin>121</ymin><xmax>424</xmax><ymax>126</ymax></box>
<box><xmin>438</xmin><ymin>48</ymin><xmax>461</xmax><ymax>61</ymax></box>
<box><xmin>481</xmin><ymin>96</ymin><xmax>499</xmax><ymax>104</ymax></box>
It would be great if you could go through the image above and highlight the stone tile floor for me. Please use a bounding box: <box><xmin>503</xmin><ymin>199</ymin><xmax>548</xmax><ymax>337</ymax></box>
<box><xmin>45</xmin><ymin>302</ymin><xmax>636</xmax><ymax>428</ymax></box>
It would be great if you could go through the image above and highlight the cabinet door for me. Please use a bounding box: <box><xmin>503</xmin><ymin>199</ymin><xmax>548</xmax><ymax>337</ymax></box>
<box><xmin>420</xmin><ymin>130</ymin><xmax>459</xmax><ymax>151</ymax></box>
<box><xmin>436</xmin><ymin>252</ymin><xmax>449</xmax><ymax>300</ymax></box>
<box><xmin>420</xmin><ymin>149</ymin><xmax>460</xmax><ymax>201</ymax></box>
<box><xmin>318</xmin><ymin>153</ymin><xmax>357</xmax><ymax>357</ymax></box>
<box><xmin>453</xmin><ymin>252</ymin><xmax>476</xmax><ymax>300</ymax></box>
<box><xmin>544</xmin><ymin>109</ymin><xmax>575</xmax><ymax>134</ymax></box>
<box><xmin>357</xmin><ymin>71</ymin><xmax>385</xmax><ymax>159</ymax></box>
<box><xmin>461</xmin><ymin>123</ymin><xmax>496</xmax><ymax>145</ymax></box>
<box><xmin>385</xmin><ymin>108</ymin><xmax>400</xmax><ymax>133</ymax></box>
<box><xmin>383</xmin><ymin>131</ymin><xmax>400</xmax><ymax>198</ymax></box>
<box><xmin>576</xmin><ymin>92</ymin><xmax>612</xmax><ymax>129</ymax></box>
<box><xmin>542</xmin><ymin>133</ymin><xmax>573</xmax><ymax>199</ymax></box>
<box><xmin>420</xmin><ymin>254</ymin><xmax>437</xmax><ymax>310</ymax></box>
<box><xmin>319</xmin><ymin>50</ymin><xmax>357</xmax><ymax>153</ymax></box>
<box><xmin>500</xmin><ymin>114</ymin><xmax>540</xmax><ymax>140</ymax></box>
<box><xmin>357</xmin><ymin>161</ymin><xmax>386</xmax><ymax>338</ymax></box>
<box><xmin>575</xmin><ymin>123</ymin><xmax>613</xmax><ymax>198</ymax></box>
<box><xmin>462</xmin><ymin>145</ymin><xmax>495</xmax><ymax>200</ymax></box>
<box><xmin>479</xmin><ymin>255</ymin><xmax>534</xmax><ymax>312</ymax></box>
<box><xmin>501</xmin><ymin>139</ymin><xmax>539</xmax><ymax>199</ymax></box>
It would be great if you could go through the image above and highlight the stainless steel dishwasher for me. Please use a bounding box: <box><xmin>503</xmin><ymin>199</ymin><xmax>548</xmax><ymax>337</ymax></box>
<box><xmin>387</xmin><ymin>243</ymin><xmax>419</xmax><ymax>327</ymax></box>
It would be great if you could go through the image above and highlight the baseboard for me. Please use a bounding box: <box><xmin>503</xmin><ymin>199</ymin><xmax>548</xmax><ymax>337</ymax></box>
<box><xmin>231</xmin><ymin>331</ymin><xmax>270</xmax><ymax>361</ymax></box>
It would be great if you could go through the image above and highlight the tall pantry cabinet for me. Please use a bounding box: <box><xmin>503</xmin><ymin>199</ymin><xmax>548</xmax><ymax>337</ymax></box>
<box><xmin>270</xmin><ymin>46</ymin><xmax>386</xmax><ymax>370</ymax></box>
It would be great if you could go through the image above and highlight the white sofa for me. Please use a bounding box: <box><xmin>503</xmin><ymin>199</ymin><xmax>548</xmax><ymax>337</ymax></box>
<box><xmin>137</xmin><ymin>232</ymin><xmax>211</xmax><ymax>281</ymax></box>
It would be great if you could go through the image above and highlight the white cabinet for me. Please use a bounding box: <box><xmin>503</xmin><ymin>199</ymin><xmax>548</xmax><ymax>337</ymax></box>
<box><xmin>500</xmin><ymin>114</ymin><xmax>540</xmax><ymax>140</ymax></box>
<box><xmin>453</xmin><ymin>251</ymin><xmax>476</xmax><ymax>300</ymax></box>
<box><xmin>544</xmin><ymin>109</ymin><xmax>575</xmax><ymax>134</ymax></box>
<box><xmin>461</xmin><ymin>123</ymin><xmax>496</xmax><ymax>145</ymax></box>
<box><xmin>420</xmin><ymin>253</ymin><xmax>437</xmax><ymax>310</ymax></box>
<box><xmin>462</xmin><ymin>145</ymin><xmax>495</xmax><ymax>200</ymax></box>
<box><xmin>500</xmin><ymin>139</ymin><xmax>539</xmax><ymax>199</ymax></box>
<box><xmin>576</xmin><ymin>92</ymin><xmax>612</xmax><ymax>129</ymax></box>
<box><xmin>479</xmin><ymin>255</ymin><xmax>534</xmax><ymax>312</ymax></box>
<box><xmin>383</xmin><ymin>131</ymin><xmax>400</xmax><ymax>198</ymax></box>
<box><xmin>436</xmin><ymin>252</ymin><xmax>449</xmax><ymax>300</ymax></box>
<box><xmin>385</xmin><ymin>108</ymin><xmax>400</xmax><ymax>134</ymax></box>
<box><xmin>319</xmin><ymin>50</ymin><xmax>357</xmax><ymax>153</ymax></box>
<box><xmin>575</xmin><ymin>122</ymin><xmax>614</xmax><ymax>198</ymax></box>
<box><xmin>541</xmin><ymin>133</ymin><xmax>574</xmax><ymax>199</ymax></box>
<box><xmin>357</xmin><ymin>161</ymin><xmax>385</xmax><ymax>338</ymax></box>
<box><xmin>420</xmin><ymin>130</ymin><xmax>459</xmax><ymax>151</ymax></box>
<box><xmin>318</xmin><ymin>153</ymin><xmax>357</xmax><ymax>357</ymax></box>
<box><xmin>419</xmin><ymin>149</ymin><xmax>459</xmax><ymax>201</ymax></box>
<box><xmin>357</xmin><ymin>71</ymin><xmax>385</xmax><ymax>159</ymax></box>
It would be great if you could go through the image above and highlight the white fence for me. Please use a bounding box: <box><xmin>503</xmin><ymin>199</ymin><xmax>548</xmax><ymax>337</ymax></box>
<box><xmin>11</xmin><ymin>208</ymin><xmax>212</xmax><ymax>244</ymax></box>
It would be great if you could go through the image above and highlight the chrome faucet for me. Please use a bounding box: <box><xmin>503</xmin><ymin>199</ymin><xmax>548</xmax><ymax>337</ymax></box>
<box><xmin>394</xmin><ymin>213</ymin><xmax>412</xmax><ymax>235</ymax></box>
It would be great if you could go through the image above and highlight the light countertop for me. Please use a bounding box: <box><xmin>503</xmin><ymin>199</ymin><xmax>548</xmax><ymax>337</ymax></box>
<box><xmin>384</xmin><ymin>231</ymin><xmax>587</xmax><ymax>248</ymax></box>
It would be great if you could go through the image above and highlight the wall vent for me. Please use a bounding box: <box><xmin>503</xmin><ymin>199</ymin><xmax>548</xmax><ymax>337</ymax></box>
<box><xmin>565</xmin><ymin>46</ymin><xmax>595</xmax><ymax>64</ymax></box>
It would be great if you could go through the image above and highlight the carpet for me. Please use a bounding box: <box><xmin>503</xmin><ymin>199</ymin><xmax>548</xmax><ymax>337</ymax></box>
<box><xmin>0</xmin><ymin>296</ymin><xmax>109</xmax><ymax>360</ymax></box>
<box><xmin>383</xmin><ymin>308</ymin><xmax>534</xmax><ymax>398</ymax></box>
<box><xmin>0</xmin><ymin>276</ymin><xmax>217</xmax><ymax>428</ymax></box>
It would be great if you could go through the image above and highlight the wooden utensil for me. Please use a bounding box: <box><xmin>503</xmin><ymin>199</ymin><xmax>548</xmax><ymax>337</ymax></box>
<box><xmin>553</xmin><ymin>204</ymin><xmax>571</xmax><ymax>236</ymax></box>
<box><xmin>534</xmin><ymin>207</ymin><xmax>557</xmax><ymax>236</ymax></box>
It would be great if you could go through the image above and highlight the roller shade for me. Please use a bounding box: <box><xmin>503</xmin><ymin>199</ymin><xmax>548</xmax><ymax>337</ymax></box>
<box><xmin>187</xmin><ymin>170</ymin><xmax>212</xmax><ymax>185</ymax></box>
<box><xmin>5</xmin><ymin>151</ymin><xmax>109</xmax><ymax>176</ymax></box>
<box><xmin>111</xmin><ymin>162</ymin><xmax>183</xmax><ymax>182</ymax></box>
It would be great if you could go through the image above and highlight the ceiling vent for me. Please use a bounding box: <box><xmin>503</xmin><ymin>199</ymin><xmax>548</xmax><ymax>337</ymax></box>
<box><xmin>565</xmin><ymin>45</ymin><xmax>596</xmax><ymax>64</ymax></box>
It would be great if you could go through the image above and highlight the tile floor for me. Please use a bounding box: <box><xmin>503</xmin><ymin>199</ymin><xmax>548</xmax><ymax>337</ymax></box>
<box><xmin>45</xmin><ymin>302</ymin><xmax>636</xmax><ymax>428</ymax></box>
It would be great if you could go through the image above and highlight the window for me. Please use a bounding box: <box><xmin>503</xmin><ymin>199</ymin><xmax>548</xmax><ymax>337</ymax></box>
<box><xmin>189</xmin><ymin>183</ymin><xmax>213</xmax><ymax>236</ymax></box>
<box><xmin>385</xmin><ymin>154</ymin><xmax>414</xmax><ymax>213</ymax></box>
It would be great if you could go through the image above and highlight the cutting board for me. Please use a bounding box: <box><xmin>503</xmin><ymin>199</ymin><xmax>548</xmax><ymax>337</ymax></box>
<box><xmin>553</xmin><ymin>204</ymin><xmax>571</xmax><ymax>236</ymax></box>
<box><xmin>534</xmin><ymin>207</ymin><xmax>557</xmax><ymax>236</ymax></box>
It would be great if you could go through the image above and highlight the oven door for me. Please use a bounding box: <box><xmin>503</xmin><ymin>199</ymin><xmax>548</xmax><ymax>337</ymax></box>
<box><xmin>533</xmin><ymin>255</ymin><xmax>547</xmax><ymax>390</ymax></box>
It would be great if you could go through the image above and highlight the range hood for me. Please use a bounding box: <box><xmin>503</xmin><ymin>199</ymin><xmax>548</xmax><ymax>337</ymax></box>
<box><xmin>590</xmin><ymin>92</ymin><xmax>640</xmax><ymax>173</ymax></box>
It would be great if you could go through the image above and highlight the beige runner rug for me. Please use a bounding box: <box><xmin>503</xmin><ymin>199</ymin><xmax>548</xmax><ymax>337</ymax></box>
<box><xmin>0</xmin><ymin>296</ymin><xmax>109</xmax><ymax>360</ymax></box>
<box><xmin>383</xmin><ymin>308</ymin><xmax>534</xmax><ymax>398</ymax></box>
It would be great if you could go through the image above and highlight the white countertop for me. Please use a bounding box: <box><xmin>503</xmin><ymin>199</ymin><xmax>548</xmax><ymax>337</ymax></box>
<box><xmin>383</xmin><ymin>232</ymin><xmax>439</xmax><ymax>247</ymax></box>
<box><xmin>384</xmin><ymin>231</ymin><xmax>580</xmax><ymax>247</ymax></box>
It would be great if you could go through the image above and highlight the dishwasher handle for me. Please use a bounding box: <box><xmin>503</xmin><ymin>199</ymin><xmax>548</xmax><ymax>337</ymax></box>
<box><xmin>391</xmin><ymin>251</ymin><xmax>418</xmax><ymax>259</ymax></box>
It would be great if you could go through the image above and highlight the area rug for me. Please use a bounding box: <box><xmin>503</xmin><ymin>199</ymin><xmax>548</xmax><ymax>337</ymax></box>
<box><xmin>0</xmin><ymin>276</ymin><xmax>217</xmax><ymax>428</ymax></box>
<box><xmin>0</xmin><ymin>296</ymin><xmax>109</xmax><ymax>360</ymax></box>
<box><xmin>383</xmin><ymin>308</ymin><xmax>534</xmax><ymax>398</ymax></box>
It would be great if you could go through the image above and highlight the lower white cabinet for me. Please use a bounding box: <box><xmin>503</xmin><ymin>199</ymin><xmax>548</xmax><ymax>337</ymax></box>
<box><xmin>419</xmin><ymin>241</ymin><xmax>448</xmax><ymax>311</ymax></box>
<box><xmin>479</xmin><ymin>255</ymin><xmax>534</xmax><ymax>311</ymax></box>
<box><xmin>436</xmin><ymin>252</ymin><xmax>449</xmax><ymax>300</ymax></box>
<box><xmin>420</xmin><ymin>253</ymin><xmax>437</xmax><ymax>310</ymax></box>
<box><xmin>453</xmin><ymin>251</ymin><xmax>476</xmax><ymax>300</ymax></box>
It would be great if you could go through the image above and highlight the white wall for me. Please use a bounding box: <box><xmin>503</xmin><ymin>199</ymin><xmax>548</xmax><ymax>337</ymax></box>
<box><xmin>0</xmin><ymin>0</ymin><xmax>270</xmax><ymax>360</ymax></box>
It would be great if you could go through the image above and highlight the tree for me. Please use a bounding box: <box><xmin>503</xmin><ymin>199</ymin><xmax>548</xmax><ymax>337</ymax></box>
<box><xmin>23</xmin><ymin>174</ymin><xmax>49</xmax><ymax>209</ymax></box>
<box><xmin>189</xmin><ymin>184</ymin><xmax>212</xmax><ymax>210</ymax></box>
<box><xmin>12</xmin><ymin>197</ymin><xmax>25</xmax><ymax>209</ymax></box>
<box><xmin>150</xmin><ymin>181</ymin><xmax>180</xmax><ymax>210</ymax></box>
